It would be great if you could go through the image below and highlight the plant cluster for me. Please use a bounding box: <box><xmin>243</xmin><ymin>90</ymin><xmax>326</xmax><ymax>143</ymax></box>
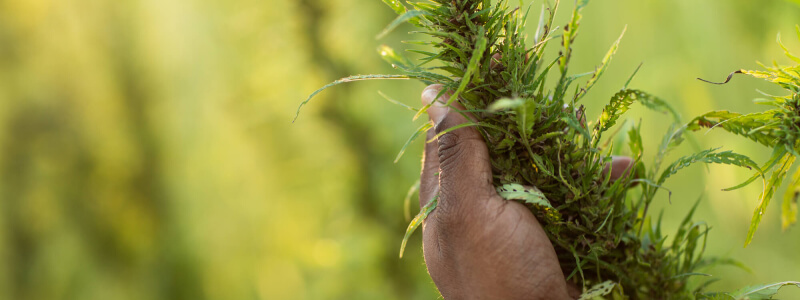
<box><xmin>690</xmin><ymin>28</ymin><xmax>800</xmax><ymax>246</ymax></box>
<box><xmin>295</xmin><ymin>0</ymin><xmax>800</xmax><ymax>298</ymax></box>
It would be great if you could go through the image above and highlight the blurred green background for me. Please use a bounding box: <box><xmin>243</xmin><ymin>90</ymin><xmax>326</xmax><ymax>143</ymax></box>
<box><xmin>1</xmin><ymin>0</ymin><xmax>799</xmax><ymax>299</ymax></box>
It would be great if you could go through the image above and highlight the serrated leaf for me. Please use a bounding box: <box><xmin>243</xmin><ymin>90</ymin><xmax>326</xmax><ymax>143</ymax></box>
<box><xmin>399</xmin><ymin>194</ymin><xmax>437</xmax><ymax>258</ymax></box>
<box><xmin>639</xmin><ymin>92</ymin><xmax>681</xmax><ymax>122</ymax></box>
<box><xmin>594</xmin><ymin>90</ymin><xmax>641</xmax><ymax>143</ymax></box>
<box><xmin>687</xmin><ymin>110</ymin><xmax>784</xmax><ymax>148</ymax></box>
<box><xmin>559</xmin><ymin>1</ymin><xmax>583</xmax><ymax>72</ymax></box>
<box><xmin>724</xmin><ymin>147</ymin><xmax>787</xmax><ymax>191</ymax></box>
<box><xmin>578</xmin><ymin>280</ymin><xmax>616</xmax><ymax>300</ymax></box>
<box><xmin>746</xmin><ymin>154</ymin><xmax>795</xmax><ymax>246</ymax></box>
<box><xmin>658</xmin><ymin>149</ymin><xmax>761</xmax><ymax>187</ymax></box>
<box><xmin>727</xmin><ymin>281</ymin><xmax>800</xmax><ymax>300</ymax></box>
<box><xmin>593</xmin><ymin>89</ymin><xmax>676</xmax><ymax>147</ymax></box>
<box><xmin>575</xmin><ymin>26</ymin><xmax>626</xmax><ymax>102</ymax></box>
<box><xmin>496</xmin><ymin>183</ymin><xmax>553</xmax><ymax>208</ymax></box>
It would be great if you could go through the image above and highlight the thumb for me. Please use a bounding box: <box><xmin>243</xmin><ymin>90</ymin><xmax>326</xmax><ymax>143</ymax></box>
<box><xmin>422</xmin><ymin>85</ymin><xmax>495</xmax><ymax>208</ymax></box>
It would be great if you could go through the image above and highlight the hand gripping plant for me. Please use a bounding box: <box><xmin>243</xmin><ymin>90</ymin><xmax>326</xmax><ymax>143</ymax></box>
<box><xmin>295</xmin><ymin>1</ymin><xmax>799</xmax><ymax>298</ymax></box>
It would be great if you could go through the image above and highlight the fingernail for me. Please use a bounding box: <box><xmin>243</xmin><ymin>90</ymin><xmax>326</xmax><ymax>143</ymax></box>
<box><xmin>421</xmin><ymin>85</ymin><xmax>450</xmax><ymax>124</ymax></box>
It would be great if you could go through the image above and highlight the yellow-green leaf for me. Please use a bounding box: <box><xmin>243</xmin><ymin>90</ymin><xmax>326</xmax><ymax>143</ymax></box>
<box><xmin>746</xmin><ymin>155</ymin><xmax>795</xmax><ymax>246</ymax></box>
<box><xmin>496</xmin><ymin>183</ymin><xmax>552</xmax><ymax>208</ymax></box>
<box><xmin>727</xmin><ymin>281</ymin><xmax>800</xmax><ymax>300</ymax></box>
<box><xmin>578</xmin><ymin>281</ymin><xmax>616</xmax><ymax>300</ymax></box>
<box><xmin>781</xmin><ymin>166</ymin><xmax>800</xmax><ymax>230</ymax></box>
<box><xmin>575</xmin><ymin>26</ymin><xmax>626</xmax><ymax>102</ymax></box>
<box><xmin>394</xmin><ymin>122</ymin><xmax>433</xmax><ymax>163</ymax></box>
<box><xmin>379</xmin><ymin>44</ymin><xmax>417</xmax><ymax>71</ymax></box>
<box><xmin>399</xmin><ymin>195</ymin><xmax>437</xmax><ymax>258</ymax></box>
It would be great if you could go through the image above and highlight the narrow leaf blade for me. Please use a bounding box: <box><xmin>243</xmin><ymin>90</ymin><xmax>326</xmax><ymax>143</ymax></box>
<box><xmin>746</xmin><ymin>155</ymin><xmax>795</xmax><ymax>246</ymax></box>
<box><xmin>399</xmin><ymin>195</ymin><xmax>438</xmax><ymax>258</ymax></box>
<box><xmin>395</xmin><ymin>123</ymin><xmax>433</xmax><ymax>163</ymax></box>
<box><xmin>294</xmin><ymin>75</ymin><xmax>412</xmax><ymax>122</ymax></box>
<box><xmin>377</xmin><ymin>10</ymin><xmax>427</xmax><ymax>39</ymax></box>
<box><xmin>782</xmin><ymin>166</ymin><xmax>800</xmax><ymax>230</ymax></box>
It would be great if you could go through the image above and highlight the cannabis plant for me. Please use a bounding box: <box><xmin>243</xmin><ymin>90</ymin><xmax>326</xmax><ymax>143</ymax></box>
<box><xmin>691</xmin><ymin>26</ymin><xmax>800</xmax><ymax>247</ymax></box>
<box><xmin>295</xmin><ymin>0</ymin><xmax>799</xmax><ymax>298</ymax></box>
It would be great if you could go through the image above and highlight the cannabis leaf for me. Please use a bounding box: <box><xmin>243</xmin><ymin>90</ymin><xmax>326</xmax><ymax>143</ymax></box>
<box><xmin>700</xmin><ymin>281</ymin><xmax>800</xmax><ymax>300</ymax></box>
<box><xmin>578</xmin><ymin>280</ymin><xmax>616</xmax><ymax>300</ymax></box>
<box><xmin>497</xmin><ymin>183</ymin><xmax>552</xmax><ymax>208</ymax></box>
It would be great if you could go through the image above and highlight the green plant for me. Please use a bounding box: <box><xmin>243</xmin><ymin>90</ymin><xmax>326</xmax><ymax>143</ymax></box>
<box><xmin>690</xmin><ymin>26</ymin><xmax>800</xmax><ymax>247</ymax></box>
<box><xmin>295</xmin><ymin>1</ymin><xmax>799</xmax><ymax>298</ymax></box>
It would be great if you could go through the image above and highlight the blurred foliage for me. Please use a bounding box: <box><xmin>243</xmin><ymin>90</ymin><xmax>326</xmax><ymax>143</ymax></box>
<box><xmin>0</xmin><ymin>0</ymin><xmax>798</xmax><ymax>299</ymax></box>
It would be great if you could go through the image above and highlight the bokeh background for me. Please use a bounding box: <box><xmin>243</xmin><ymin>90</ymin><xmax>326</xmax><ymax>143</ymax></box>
<box><xmin>1</xmin><ymin>0</ymin><xmax>799</xmax><ymax>299</ymax></box>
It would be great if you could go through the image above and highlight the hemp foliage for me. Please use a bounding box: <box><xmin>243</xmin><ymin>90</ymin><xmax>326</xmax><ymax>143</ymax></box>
<box><xmin>296</xmin><ymin>1</ymin><xmax>800</xmax><ymax>299</ymax></box>
<box><xmin>690</xmin><ymin>26</ymin><xmax>800</xmax><ymax>247</ymax></box>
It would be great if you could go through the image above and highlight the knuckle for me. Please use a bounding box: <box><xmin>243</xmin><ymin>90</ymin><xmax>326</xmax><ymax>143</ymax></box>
<box><xmin>430</xmin><ymin>198</ymin><xmax>464</xmax><ymax>227</ymax></box>
<box><xmin>430</xmin><ymin>197</ymin><xmax>476</xmax><ymax>237</ymax></box>
<box><xmin>436</xmin><ymin>130</ymin><xmax>483</xmax><ymax>168</ymax></box>
<box><xmin>437</xmin><ymin>135</ymin><xmax>464</xmax><ymax>170</ymax></box>
<box><xmin>431</xmin><ymin>195</ymin><xmax>497</xmax><ymax>240</ymax></box>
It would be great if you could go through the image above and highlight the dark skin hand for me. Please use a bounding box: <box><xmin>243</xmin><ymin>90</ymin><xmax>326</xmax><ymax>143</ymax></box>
<box><xmin>419</xmin><ymin>84</ymin><xmax>635</xmax><ymax>300</ymax></box>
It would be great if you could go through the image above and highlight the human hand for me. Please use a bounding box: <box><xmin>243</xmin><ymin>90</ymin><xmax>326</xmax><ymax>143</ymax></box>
<box><xmin>418</xmin><ymin>84</ymin><xmax>635</xmax><ymax>299</ymax></box>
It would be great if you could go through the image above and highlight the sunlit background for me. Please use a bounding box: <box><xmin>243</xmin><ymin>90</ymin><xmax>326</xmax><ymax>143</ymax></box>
<box><xmin>0</xmin><ymin>0</ymin><xmax>799</xmax><ymax>299</ymax></box>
